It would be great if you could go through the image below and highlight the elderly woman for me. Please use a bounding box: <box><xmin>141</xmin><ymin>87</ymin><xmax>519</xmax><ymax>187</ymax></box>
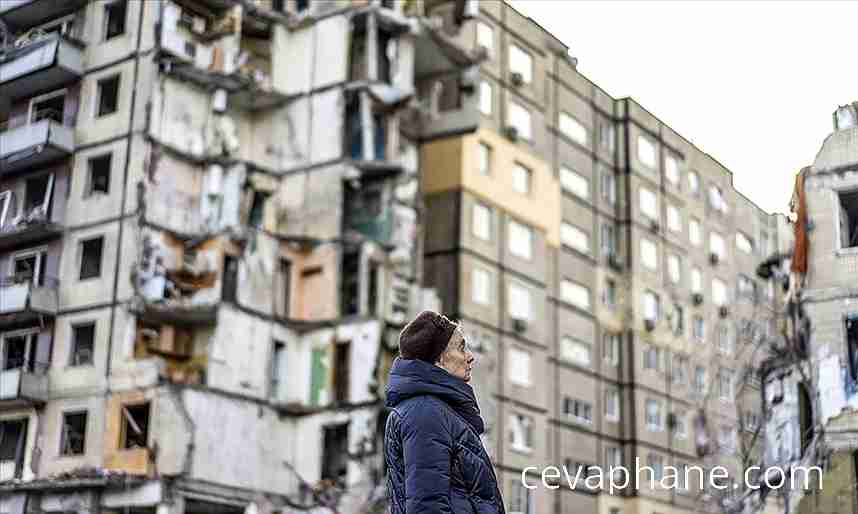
<box><xmin>384</xmin><ymin>311</ymin><xmax>505</xmax><ymax>513</ymax></box>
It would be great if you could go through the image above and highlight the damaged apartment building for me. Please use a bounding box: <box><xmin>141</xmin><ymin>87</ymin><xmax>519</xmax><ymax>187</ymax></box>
<box><xmin>753</xmin><ymin>103</ymin><xmax>858</xmax><ymax>514</ymax></box>
<box><xmin>0</xmin><ymin>0</ymin><xmax>481</xmax><ymax>513</ymax></box>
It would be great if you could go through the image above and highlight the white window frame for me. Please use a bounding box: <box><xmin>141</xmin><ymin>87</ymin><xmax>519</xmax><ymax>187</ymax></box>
<box><xmin>689</xmin><ymin>218</ymin><xmax>702</xmax><ymax>246</ymax></box>
<box><xmin>472</xmin><ymin>202</ymin><xmax>491</xmax><ymax>241</ymax></box>
<box><xmin>476</xmin><ymin>21</ymin><xmax>494</xmax><ymax>57</ymax></box>
<box><xmin>643</xmin><ymin>291</ymin><xmax>659</xmax><ymax>322</ymax></box>
<box><xmin>561</xmin><ymin>336</ymin><xmax>591</xmax><ymax>367</ymax></box>
<box><xmin>605</xmin><ymin>389</ymin><xmax>620</xmax><ymax>422</ymax></box>
<box><xmin>508</xmin><ymin>44</ymin><xmax>533</xmax><ymax>83</ymax></box>
<box><xmin>508</xmin><ymin>219</ymin><xmax>533</xmax><ymax>260</ymax></box>
<box><xmin>674</xmin><ymin>410</ymin><xmax>687</xmax><ymax>439</ymax></box>
<box><xmin>645</xmin><ymin>399</ymin><xmax>663</xmax><ymax>431</ymax></box>
<box><xmin>478</xmin><ymin>142</ymin><xmax>491</xmax><ymax>176</ymax></box>
<box><xmin>639</xmin><ymin>186</ymin><xmax>658</xmax><ymax>220</ymax></box>
<box><xmin>690</xmin><ymin>267</ymin><xmax>702</xmax><ymax>293</ymax></box>
<box><xmin>561</xmin><ymin>279</ymin><xmax>590</xmax><ymax>311</ymax></box>
<box><xmin>0</xmin><ymin>191</ymin><xmax>12</xmax><ymax>229</ymax></box>
<box><xmin>9</xmin><ymin>246</ymin><xmax>48</xmax><ymax>285</ymax></box>
<box><xmin>664</xmin><ymin>154</ymin><xmax>680</xmax><ymax>185</ymax></box>
<box><xmin>736</xmin><ymin>232</ymin><xmax>754</xmax><ymax>254</ymax></box>
<box><xmin>640</xmin><ymin>237</ymin><xmax>658</xmax><ymax>271</ymax></box>
<box><xmin>507</xmin><ymin>281</ymin><xmax>532</xmax><ymax>321</ymax></box>
<box><xmin>561</xmin><ymin>222</ymin><xmax>590</xmax><ymax>254</ymax></box>
<box><xmin>637</xmin><ymin>134</ymin><xmax>657</xmax><ymax>169</ymax></box>
<box><xmin>560</xmin><ymin>167</ymin><xmax>589</xmax><ymax>199</ymax></box>
<box><xmin>603</xmin><ymin>333</ymin><xmax>619</xmax><ymax>366</ymax></box>
<box><xmin>712</xmin><ymin>278</ymin><xmax>728</xmax><ymax>307</ymax></box>
<box><xmin>509</xmin><ymin>413</ymin><xmax>533</xmax><ymax>453</ymax></box>
<box><xmin>471</xmin><ymin>266</ymin><xmax>491</xmax><ymax>305</ymax></box>
<box><xmin>667</xmin><ymin>253</ymin><xmax>681</xmax><ymax>284</ymax></box>
<box><xmin>688</xmin><ymin>171</ymin><xmax>700</xmax><ymax>195</ymax></box>
<box><xmin>508</xmin><ymin>347</ymin><xmax>532</xmax><ymax>387</ymax></box>
<box><xmin>479</xmin><ymin>81</ymin><xmax>493</xmax><ymax>116</ymax></box>
<box><xmin>667</xmin><ymin>204</ymin><xmax>681</xmax><ymax>233</ymax></box>
<box><xmin>28</xmin><ymin>88</ymin><xmax>67</xmax><ymax>124</ymax></box>
<box><xmin>710</xmin><ymin>232</ymin><xmax>726</xmax><ymax>259</ymax></box>
<box><xmin>512</xmin><ymin>163</ymin><xmax>532</xmax><ymax>195</ymax></box>
<box><xmin>508</xmin><ymin>101</ymin><xmax>532</xmax><ymax>140</ymax></box>
<box><xmin>601</xmin><ymin>168</ymin><xmax>616</xmax><ymax>204</ymax></box>
<box><xmin>1</xmin><ymin>328</ymin><xmax>39</xmax><ymax>371</ymax></box>
<box><xmin>559</xmin><ymin>112</ymin><xmax>587</xmax><ymax>146</ymax></box>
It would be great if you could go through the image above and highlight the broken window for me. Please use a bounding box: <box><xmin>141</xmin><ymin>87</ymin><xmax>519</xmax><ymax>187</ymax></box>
<box><xmin>309</xmin><ymin>346</ymin><xmax>328</xmax><ymax>406</ymax></box>
<box><xmin>333</xmin><ymin>341</ymin><xmax>351</xmax><ymax>404</ymax></box>
<box><xmin>79</xmin><ymin>237</ymin><xmax>104</xmax><ymax>280</ymax></box>
<box><xmin>2</xmin><ymin>334</ymin><xmax>34</xmax><ymax>371</ymax></box>
<box><xmin>270</xmin><ymin>340</ymin><xmax>286</xmax><ymax>400</ymax></box>
<box><xmin>847</xmin><ymin>318</ymin><xmax>858</xmax><ymax>384</ymax></box>
<box><xmin>296</xmin><ymin>0</ymin><xmax>310</xmax><ymax>11</ymax></box>
<box><xmin>272</xmin><ymin>0</ymin><xmax>286</xmax><ymax>12</ymax></box>
<box><xmin>103</xmin><ymin>0</ymin><xmax>127</xmax><ymax>41</ymax></box>
<box><xmin>321</xmin><ymin>423</ymin><xmax>349</xmax><ymax>483</ymax></box>
<box><xmin>96</xmin><ymin>75</ymin><xmax>120</xmax><ymax>117</ymax></box>
<box><xmin>798</xmin><ymin>382</ymin><xmax>813</xmax><ymax>454</ymax></box>
<box><xmin>349</xmin><ymin>29</ymin><xmax>368</xmax><ymax>81</ymax></box>
<box><xmin>221</xmin><ymin>255</ymin><xmax>238</xmax><ymax>303</ymax></box>
<box><xmin>248</xmin><ymin>191</ymin><xmax>269</xmax><ymax>228</ymax></box>
<box><xmin>29</xmin><ymin>91</ymin><xmax>65</xmax><ymax>124</ymax></box>
<box><xmin>367</xmin><ymin>262</ymin><xmax>379</xmax><ymax>316</ymax></box>
<box><xmin>0</xmin><ymin>419</ymin><xmax>27</xmax><ymax>480</ymax></box>
<box><xmin>340</xmin><ymin>249</ymin><xmax>360</xmax><ymax>316</ymax></box>
<box><xmin>24</xmin><ymin>176</ymin><xmax>49</xmax><ymax>216</ymax></box>
<box><xmin>120</xmin><ymin>403</ymin><xmax>150</xmax><ymax>450</ymax></box>
<box><xmin>61</xmin><ymin>411</ymin><xmax>87</xmax><ymax>456</ymax></box>
<box><xmin>86</xmin><ymin>154</ymin><xmax>111</xmax><ymax>196</ymax></box>
<box><xmin>279</xmin><ymin>258</ymin><xmax>291</xmax><ymax>317</ymax></box>
<box><xmin>71</xmin><ymin>323</ymin><xmax>95</xmax><ymax>366</ymax></box>
<box><xmin>838</xmin><ymin>190</ymin><xmax>858</xmax><ymax>249</ymax></box>
<box><xmin>346</xmin><ymin>98</ymin><xmax>363</xmax><ymax>159</ymax></box>
<box><xmin>13</xmin><ymin>249</ymin><xmax>46</xmax><ymax>286</ymax></box>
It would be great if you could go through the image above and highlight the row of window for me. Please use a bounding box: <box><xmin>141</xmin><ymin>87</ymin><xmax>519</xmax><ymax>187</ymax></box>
<box><xmin>475</xmin><ymin>22</ymin><xmax>615</xmax><ymax>155</ymax></box>
<box><xmin>56</xmin><ymin>401</ymin><xmax>149</xmax><ymax>458</ymax></box>
<box><xmin>561</xmin><ymin>388</ymin><xmax>620</xmax><ymax>425</ymax></box>
<box><xmin>643</xmin><ymin>347</ymin><xmax>735</xmax><ymax>398</ymax></box>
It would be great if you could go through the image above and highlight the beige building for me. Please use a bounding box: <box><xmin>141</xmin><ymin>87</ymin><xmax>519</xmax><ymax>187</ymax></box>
<box><xmin>421</xmin><ymin>2</ymin><xmax>789</xmax><ymax>513</ymax></box>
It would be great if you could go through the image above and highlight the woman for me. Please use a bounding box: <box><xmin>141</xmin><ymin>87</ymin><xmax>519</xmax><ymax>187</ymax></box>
<box><xmin>384</xmin><ymin>310</ymin><xmax>505</xmax><ymax>513</ymax></box>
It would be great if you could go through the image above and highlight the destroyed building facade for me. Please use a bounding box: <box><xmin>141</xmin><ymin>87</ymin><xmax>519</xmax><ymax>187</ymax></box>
<box><xmin>755</xmin><ymin>104</ymin><xmax>858</xmax><ymax>514</ymax></box>
<box><xmin>0</xmin><ymin>0</ymin><xmax>478</xmax><ymax>513</ymax></box>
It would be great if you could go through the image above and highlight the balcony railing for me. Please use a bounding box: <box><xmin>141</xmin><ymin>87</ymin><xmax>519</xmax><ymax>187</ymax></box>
<box><xmin>0</xmin><ymin>275</ymin><xmax>58</xmax><ymax>324</ymax></box>
<box><xmin>0</xmin><ymin>0</ymin><xmax>87</xmax><ymax>30</ymax></box>
<box><xmin>0</xmin><ymin>365</ymin><xmax>49</xmax><ymax>406</ymax></box>
<box><xmin>0</xmin><ymin>117</ymin><xmax>74</xmax><ymax>175</ymax></box>
<box><xmin>0</xmin><ymin>33</ymin><xmax>84</xmax><ymax>101</ymax></box>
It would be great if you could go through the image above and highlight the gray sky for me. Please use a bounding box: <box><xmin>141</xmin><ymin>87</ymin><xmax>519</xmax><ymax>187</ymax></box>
<box><xmin>510</xmin><ymin>0</ymin><xmax>858</xmax><ymax>214</ymax></box>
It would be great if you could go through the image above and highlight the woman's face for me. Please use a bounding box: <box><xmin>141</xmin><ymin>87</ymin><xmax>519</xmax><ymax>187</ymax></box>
<box><xmin>437</xmin><ymin>327</ymin><xmax>475</xmax><ymax>382</ymax></box>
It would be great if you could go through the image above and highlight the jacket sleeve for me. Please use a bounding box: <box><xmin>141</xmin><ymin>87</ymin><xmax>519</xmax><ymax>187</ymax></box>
<box><xmin>403</xmin><ymin>398</ymin><xmax>454</xmax><ymax>513</ymax></box>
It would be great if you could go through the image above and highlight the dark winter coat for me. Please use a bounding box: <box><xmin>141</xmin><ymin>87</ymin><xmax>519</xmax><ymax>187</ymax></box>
<box><xmin>384</xmin><ymin>358</ymin><xmax>505</xmax><ymax>514</ymax></box>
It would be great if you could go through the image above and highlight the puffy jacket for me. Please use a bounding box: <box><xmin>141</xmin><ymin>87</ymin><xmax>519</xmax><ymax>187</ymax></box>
<box><xmin>384</xmin><ymin>358</ymin><xmax>505</xmax><ymax>514</ymax></box>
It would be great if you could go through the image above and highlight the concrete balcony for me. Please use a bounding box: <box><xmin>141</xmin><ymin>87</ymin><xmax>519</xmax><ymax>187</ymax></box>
<box><xmin>0</xmin><ymin>276</ymin><xmax>58</xmax><ymax>326</ymax></box>
<box><xmin>0</xmin><ymin>0</ymin><xmax>87</xmax><ymax>30</ymax></box>
<box><xmin>0</xmin><ymin>119</ymin><xmax>74</xmax><ymax>175</ymax></box>
<box><xmin>0</xmin><ymin>367</ymin><xmax>49</xmax><ymax>407</ymax></box>
<box><xmin>0</xmin><ymin>35</ymin><xmax>84</xmax><ymax>101</ymax></box>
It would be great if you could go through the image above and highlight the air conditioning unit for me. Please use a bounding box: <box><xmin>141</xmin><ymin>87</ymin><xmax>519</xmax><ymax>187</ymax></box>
<box><xmin>709</xmin><ymin>252</ymin><xmax>720</xmax><ymax>265</ymax></box>
<box><xmin>719</xmin><ymin>306</ymin><xmax>729</xmax><ymax>318</ymax></box>
<box><xmin>504</xmin><ymin>125</ymin><xmax>519</xmax><ymax>142</ymax></box>
<box><xmin>644</xmin><ymin>319</ymin><xmax>656</xmax><ymax>332</ymax></box>
<box><xmin>512</xmin><ymin>318</ymin><xmax>528</xmax><ymax>333</ymax></box>
<box><xmin>692</xmin><ymin>293</ymin><xmax>704</xmax><ymax>306</ymax></box>
<box><xmin>510</xmin><ymin>72</ymin><xmax>525</xmax><ymax>87</ymax></box>
<box><xmin>649</xmin><ymin>219</ymin><xmax>660</xmax><ymax>233</ymax></box>
<box><xmin>607</xmin><ymin>253</ymin><xmax>623</xmax><ymax>271</ymax></box>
